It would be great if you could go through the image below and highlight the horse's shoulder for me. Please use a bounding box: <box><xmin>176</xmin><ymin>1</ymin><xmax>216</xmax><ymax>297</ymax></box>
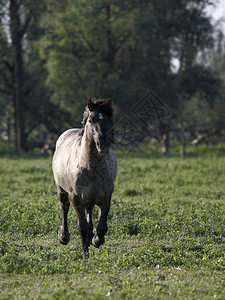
<box><xmin>56</xmin><ymin>128</ymin><xmax>83</xmax><ymax>149</ymax></box>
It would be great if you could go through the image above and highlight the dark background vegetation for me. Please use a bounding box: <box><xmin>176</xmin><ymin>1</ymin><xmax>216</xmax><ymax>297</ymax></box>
<box><xmin>0</xmin><ymin>0</ymin><xmax>225</xmax><ymax>156</ymax></box>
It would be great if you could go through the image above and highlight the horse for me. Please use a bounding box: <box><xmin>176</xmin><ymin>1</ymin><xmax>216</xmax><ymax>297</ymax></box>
<box><xmin>52</xmin><ymin>98</ymin><xmax>117</xmax><ymax>253</ymax></box>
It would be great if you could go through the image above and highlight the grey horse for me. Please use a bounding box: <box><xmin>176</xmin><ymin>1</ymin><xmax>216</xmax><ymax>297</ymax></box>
<box><xmin>52</xmin><ymin>98</ymin><xmax>117</xmax><ymax>253</ymax></box>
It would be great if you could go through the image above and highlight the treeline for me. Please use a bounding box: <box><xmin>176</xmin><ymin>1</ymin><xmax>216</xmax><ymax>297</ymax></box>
<box><xmin>0</xmin><ymin>0</ymin><xmax>225</xmax><ymax>154</ymax></box>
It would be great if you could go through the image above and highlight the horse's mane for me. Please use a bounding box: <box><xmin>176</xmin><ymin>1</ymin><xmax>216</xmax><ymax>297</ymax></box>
<box><xmin>82</xmin><ymin>98</ymin><xmax>113</xmax><ymax>127</ymax></box>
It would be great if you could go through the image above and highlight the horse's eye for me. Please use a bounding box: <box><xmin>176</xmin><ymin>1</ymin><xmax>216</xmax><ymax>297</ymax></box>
<box><xmin>89</xmin><ymin>119</ymin><xmax>93</xmax><ymax>124</ymax></box>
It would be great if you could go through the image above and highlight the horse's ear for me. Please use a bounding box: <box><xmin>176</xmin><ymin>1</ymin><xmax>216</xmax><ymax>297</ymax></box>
<box><xmin>87</xmin><ymin>98</ymin><xmax>95</xmax><ymax>111</ymax></box>
<box><xmin>107</xmin><ymin>98</ymin><xmax>111</xmax><ymax>103</ymax></box>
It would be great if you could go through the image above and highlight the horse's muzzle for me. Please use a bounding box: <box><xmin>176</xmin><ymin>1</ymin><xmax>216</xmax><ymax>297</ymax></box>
<box><xmin>96</xmin><ymin>140</ymin><xmax>110</xmax><ymax>154</ymax></box>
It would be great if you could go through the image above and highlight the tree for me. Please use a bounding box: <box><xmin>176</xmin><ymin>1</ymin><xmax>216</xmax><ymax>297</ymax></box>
<box><xmin>9</xmin><ymin>0</ymin><xmax>28</xmax><ymax>151</ymax></box>
<box><xmin>39</xmin><ymin>0</ymin><xmax>140</xmax><ymax>118</ymax></box>
<box><xmin>1</xmin><ymin>0</ymin><xmax>221</xmax><ymax>153</ymax></box>
<box><xmin>0</xmin><ymin>0</ymin><xmax>72</xmax><ymax>150</ymax></box>
<box><xmin>168</xmin><ymin>0</ymin><xmax>220</xmax><ymax>157</ymax></box>
<box><xmin>39</xmin><ymin>0</ymin><xmax>220</xmax><ymax>154</ymax></box>
<box><xmin>0</xmin><ymin>0</ymin><xmax>39</xmax><ymax>151</ymax></box>
<box><xmin>0</xmin><ymin>4</ymin><xmax>13</xmax><ymax>142</ymax></box>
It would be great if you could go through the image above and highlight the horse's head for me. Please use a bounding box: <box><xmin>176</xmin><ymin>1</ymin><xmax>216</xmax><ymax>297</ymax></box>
<box><xmin>83</xmin><ymin>98</ymin><xmax>113</xmax><ymax>154</ymax></box>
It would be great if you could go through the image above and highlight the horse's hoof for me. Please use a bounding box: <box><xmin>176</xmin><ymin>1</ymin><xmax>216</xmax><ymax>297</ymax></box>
<box><xmin>58</xmin><ymin>227</ymin><xmax>70</xmax><ymax>245</ymax></box>
<box><xmin>92</xmin><ymin>235</ymin><xmax>105</xmax><ymax>248</ymax></box>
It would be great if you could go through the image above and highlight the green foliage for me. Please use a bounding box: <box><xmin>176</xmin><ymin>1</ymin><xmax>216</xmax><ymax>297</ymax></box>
<box><xmin>39</xmin><ymin>0</ymin><xmax>142</xmax><ymax>116</ymax></box>
<box><xmin>35</xmin><ymin>0</ymin><xmax>223</xmax><ymax>147</ymax></box>
<box><xmin>0</xmin><ymin>144</ymin><xmax>224</xmax><ymax>299</ymax></box>
<box><xmin>0</xmin><ymin>138</ymin><xmax>15</xmax><ymax>154</ymax></box>
<box><xmin>0</xmin><ymin>0</ymin><xmax>224</xmax><ymax>151</ymax></box>
<box><xmin>39</xmin><ymin>0</ymin><xmax>216</xmax><ymax>113</ymax></box>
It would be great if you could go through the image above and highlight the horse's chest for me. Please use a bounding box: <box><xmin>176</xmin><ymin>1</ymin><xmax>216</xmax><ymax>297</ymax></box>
<box><xmin>74</xmin><ymin>174</ymin><xmax>106</xmax><ymax>205</ymax></box>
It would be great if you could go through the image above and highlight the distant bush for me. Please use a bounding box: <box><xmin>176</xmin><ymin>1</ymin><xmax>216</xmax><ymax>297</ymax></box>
<box><xmin>0</xmin><ymin>139</ymin><xmax>15</xmax><ymax>154</ymax></box>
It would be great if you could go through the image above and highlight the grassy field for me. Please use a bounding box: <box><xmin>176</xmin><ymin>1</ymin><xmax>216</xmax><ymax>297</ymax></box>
<box><xmin>0</xmin><ymin>143</ymin><xmax>224</xmax><ymax>299</ymax></box>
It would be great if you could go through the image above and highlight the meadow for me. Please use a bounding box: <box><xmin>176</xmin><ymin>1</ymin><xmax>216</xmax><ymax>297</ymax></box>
<box><xmin>0</xmin><ymin>142</ymin><xmax>224</xmax><ymax>299</ymax></box>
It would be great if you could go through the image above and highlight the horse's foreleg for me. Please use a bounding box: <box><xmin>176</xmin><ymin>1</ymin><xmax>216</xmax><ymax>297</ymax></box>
<box><xmin>57</xmin><ymin>185</ymin><xmax>70</xmax><ymax>245</ymax></box>
<box><xmin>86</xmin><ymin>206</ymin><xmax>94</xmax><ymax>247</ymax></box>
<box><xmin>92</xmin><ymin>199</ymin><xmax>111</xmax><ymax>248</ymax></box>
<box><xmin>71</xmin><ymin>193</ymin><xmax>88</xmax><ymax>253</ymax></box>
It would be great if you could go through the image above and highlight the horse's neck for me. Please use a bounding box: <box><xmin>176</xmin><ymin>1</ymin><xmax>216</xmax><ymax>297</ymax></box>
<box><xmin>78</xmin><ymin>133</ymin><xmax>105</xmax><ymax>171</ymax></box>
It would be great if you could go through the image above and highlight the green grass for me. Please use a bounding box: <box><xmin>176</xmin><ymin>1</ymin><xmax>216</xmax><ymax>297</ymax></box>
<box><xmin>0</xmin><ymin>143</ymin><xmax>224</xmax><ymax>299</ymax></box>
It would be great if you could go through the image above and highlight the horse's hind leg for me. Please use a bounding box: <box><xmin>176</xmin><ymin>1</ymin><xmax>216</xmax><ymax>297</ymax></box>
<box><xmin>92</xmin><ymin>199</ymin><xmax>110</xmax><ymax>248</ymax></box>
<box><xmin>71</xmin><ymin>193</ymin><xmax>89</xmax><ymax>253</ymax></box>
<box><xmin>57</xmin><ymin>185</ymin><xmax>70</xmax><ymax>245</ymax></box>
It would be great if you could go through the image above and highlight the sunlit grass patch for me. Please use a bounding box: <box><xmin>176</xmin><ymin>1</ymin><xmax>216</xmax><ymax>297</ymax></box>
<box><xmin>0</xmin><ymin>143</ymin><xmax>225</xmax><ymax>299</ymax></box>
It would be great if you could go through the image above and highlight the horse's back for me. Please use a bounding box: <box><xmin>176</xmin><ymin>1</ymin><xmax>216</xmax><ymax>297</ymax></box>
<box><xmin>55</xmin><ymin>128</ymin><xmax>82</xmax><ymax>150</ymax></box>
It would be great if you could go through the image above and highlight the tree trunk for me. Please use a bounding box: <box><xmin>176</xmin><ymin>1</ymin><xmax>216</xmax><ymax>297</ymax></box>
<box><xmin>7</xmin><ymin>117</ymin><xmax>11</xmax><ymax>142</ymax></box>
<box><xmin>10</xmin><ymin>0</ymin><xmax>25</xmax><ymax>152</ymax></box>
